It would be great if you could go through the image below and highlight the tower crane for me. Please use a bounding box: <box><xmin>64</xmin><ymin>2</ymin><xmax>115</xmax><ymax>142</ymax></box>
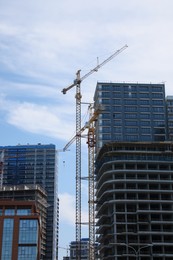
<box><xmin>63</xmin><ymin>104</ymin><xmax>102</xmax><ymax>260</ymax></box>
<box><xmin>62</xmin><ymin>44</ymin><xmax>128</xmax><ymax>260</ymax></box>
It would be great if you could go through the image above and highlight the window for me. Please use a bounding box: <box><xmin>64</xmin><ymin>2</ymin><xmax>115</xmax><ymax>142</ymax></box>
<box><xmin>124</xmin><ymin>99</ymin><xmax>137</xmax><ymax>105</ymax></box>
<box><xmin>101</xmin><ymin>92</ymin><xmax>110</xmax><ymax>98</ymax></box>
<box><xmin>140</xmin><ymin>106</ymin><xmax>150</xmax><ymax>112</ymax></box>
<box><xmin>153</xmin><ymin>114</ymin><xmax>165</xmax><ymax>119</ymax></box>
<box><xmin>17</xmin><ymin>209</ymin><xmax>31</xmax><ymax>216</ymax></box>
<box><xmin>141</xmin><ymin>121</ymin><xmax>150</xmax><ymax>126</ymax></box>
<box><xmin>102</xmin><ymin>119</ymin><xmax>111</xmax><ymax>126</ymax></box>
<box><xmin>113</xmin><ymin>106</ymin><xmax>122</xmax><ymax>112</ymax></box>
<box><xmin>113</xmin><ymin>120</ymin><xmax>122</xmax><ymax>126</ymax></box>
<box><xmin>112</xmin><ymin>99</ymin><xmax>121</xmax><ymax>105</ymax></box>
<box><xmin>152</xmin><ymin>93</ymin><xmax>163</xmax><ymax>98</ymax></box>
<box><xmin>139</xmin><ymin>93</ymin><xmax>149</xmax><ymax>98</ymax></box>
<box><xmin>102</xmin><ymin>127</ymin><xmax>111</xmax><ymax>133</ymax></box>
<box><xmin>141</xmin><ymin>135</ymin><xmax>151</xmax><ymax>141</ymax></box>
<box><xmin>19</xmin><ymin>219</ymin><xmax>38</xmax><ymax>244</ymax></box>
<box><xmin>124</xmin><ymin>106</ymin><xmax>137</xmax><ymax>112</ymax></box>
<box><xmin>125</xmin><ymin>113</ymin><xmax>137</xmax><ymax>119</ymax></box>
<box><xmin>102</xmin><ymin>134</ymin><xmax>111</xmax><ymax>140</ymax></box>
<box><xmin>153</xmin><ymin>121</ymin><xmax>165</xmax><ymax>127</ymax></box>
<box><xmin>124</xmin><ymin>85</ymin><xmax>137</xmax><ymax>91</ymax></box>
<box><xmin>113</xmin><ymin>92</ymin><xmax>121</xmax><ymax>98</ymax></box>
<box><xmin>102</xmin><ymin>99</ymin><xmax>110</xmax><ymax>104</ymax></box>
<box><xmin>2</xmin><ymin>219</ymin><xmax>14</xmax><ymax>259</ymax></box>
<box><xmin>153</xmin><ymin>107</ymin><xmax>164</xmax><ymax>112</ymax></box>
<box><xmin>114</xmin><ymin>134</ymin><xmax>122</xmax><ymax>141</ymax></box>
<box><xmin>18</xmin><ymin>246</ymin><xmax>37</xmax><ymax>260</ymax></box>
<box><xmin>140</xmin><ymin>114</ymin><xmax>150</xmax><ymax>119</ymax></box>
<box><xmin>113</xmin><ymin>113</ymin><xmax>121</xmax><ymax>119</ymax></box>
<box><xmin>101</xmin><ymin>85</ymin><xmax>110</xmax><ymax>91</ymax></box>
<box><xmin>113</xmin><ymin>127</ymin><xmax>122</xmax><ymax>133</ymax></box>
<box><xmin>152</xmin><ymin>86</ymin><xmax>163</xmax><ymax>92</ymax></box>
<box><xmin>125</xmin><ymin>121</ymin><xmax>137</xmax><ymax>126</ymax></box>
<box><xmin>153</xmin><ymin>100</ymin><xmax>163</xmax><ymax>105</ymax></box>
<box><xmin>141</xmin><ymin>128</ymin><xmax>151</xmax><ymax>133</ymax></box>
<box><xmin>140</xmin><ymin>100</ymin><xmax>149</xmax><ymax>105</ymax></box>
<box><xmin>124</xmin><ymin>92</ymin><xmax>137</xmax><ymax>98</ymax></box>
<box><xmin>112</xmin><ymin>85</ymin><xmax>121</xmax><ymax>91</ymax></box>
<box><xmin>139</xmin><ymin>86</ymin><xmax>149</xmax><ymax>91</ymax></box>
<box><xmin>125</xmin><ymin>135</ymin><xmax>138</xmax><ymax>141</ymax></box>
<box><xmin>125</xmin><ymin>127</ymin><xmax>138</xmax><ymax>133</ymax></box>
<box><xmin>5</xmin><ymin>209</ymin><xmax>15</xmax><ymax>216</ymax></box>
<box><xmin>102</xmin><ymin>113</ymin><xmax>110</xmax><ymax>119</ymax></box>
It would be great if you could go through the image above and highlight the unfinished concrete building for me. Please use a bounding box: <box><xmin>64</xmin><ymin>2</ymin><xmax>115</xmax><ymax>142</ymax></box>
<box><xmin>95</xmin><ymin>142</ymin><xmax>173</xmax><ymax>259</ymax></box>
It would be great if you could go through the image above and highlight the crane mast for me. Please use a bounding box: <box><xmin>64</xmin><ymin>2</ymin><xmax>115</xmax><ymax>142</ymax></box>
<box><xmin>63</xmin><ymin>105</ymin><xmax>101</xmax><ymax>260</ymax></box>
<box><xmin>62</xmin><ymin>45</ymin><xmax>128</xmax><ymax>260</ymax></box>
<box><xmin>75</xmin><ymin>71</ymin><xmax>82</xmax><ymax>259</ymax></box>
<box><xmin>87</xmin><ymin>105</ymin><xmax>96</xmax><ymax>260</ymax></box>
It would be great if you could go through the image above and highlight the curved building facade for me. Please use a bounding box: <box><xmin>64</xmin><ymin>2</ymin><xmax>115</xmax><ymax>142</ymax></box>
<box><xmin>95</xmin><ymin>142</ymin><xmax>173</xmax><ymax>259</ymax></box>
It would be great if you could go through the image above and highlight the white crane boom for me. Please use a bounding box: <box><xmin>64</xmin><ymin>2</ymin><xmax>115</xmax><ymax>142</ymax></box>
<box><xmin>62</xmin><ymin>44</ymin><xmax>128</xmax><ymax>94</ymax></box>
<box><xmin>63</xmin><ymin>106</ymin><xmax>102</xmax><ymax>152</ymax></box>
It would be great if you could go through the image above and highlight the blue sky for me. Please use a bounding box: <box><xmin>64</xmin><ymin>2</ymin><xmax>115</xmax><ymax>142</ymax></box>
<box><xmin>1</xmin><ymin>0</ymin><xmax>173</xmax><ymax>258</ymax></box>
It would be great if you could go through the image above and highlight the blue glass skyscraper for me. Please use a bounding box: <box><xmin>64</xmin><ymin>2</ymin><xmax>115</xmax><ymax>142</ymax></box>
<box><xmin>0</xmin><ymin>144</ymin><xmax>58</xmax><ymax>260</ymax></box>
<box><xmin>94</xmin><ymin>82</ymin><xmax>167</xmax><ymax>153</ymax></box>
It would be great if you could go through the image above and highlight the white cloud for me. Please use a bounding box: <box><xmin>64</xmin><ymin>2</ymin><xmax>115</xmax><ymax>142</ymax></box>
<box><xmin>59</xmin><ymin>192</ymin><xmax>88</xmax><ymax>225</ymax></box>
<box><xmin>1</xmin><ymin>0</ymin><xmax>173</xmax><ymax>98</ymax></box>
<box><xmin>59</xmin><ymin>193</ymin><xmax>75</xmax><ymax>224</ymax></box>
<box><xmin>0</xmin><ymin>96</ymin><xmax>76</xmax><ymax>141</ymax></box>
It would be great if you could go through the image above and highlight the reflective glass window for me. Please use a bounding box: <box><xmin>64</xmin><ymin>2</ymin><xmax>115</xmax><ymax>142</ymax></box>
<box><xmin>19</xmin><ymin>219</ymin><xmax>38</xmax><ymax>244</ymax></box>
<box><xmin>124</xmin><ymin>106</ymin><xmax>137</xmax><ymax>112</ymax></box>
<box><xmin>140</xmin><ymin>114</ymin><xmax>150</xmax><ymax>119</ymax></box>
<box><xmin>152</xmin><ymin>86</ymin><xmax>163</xmax><ymax>92</ymax></box>
<box><xmin>4</xmin><ymin>209</ymin><xmax>15</xmax><ymax>216</ymax></box>
<box><xmin>140</xmin><ymin>93</ymin><xmax>149</xmax><ymax>98</ymax></box>
<box><xmin>125</xmin><ymin>113</ymin><xmax>137</xmax><ymax>119</ymax></box>
<box><xmin>102</xmin><ymin>99</ymin><xmax>110</xmax><ymax>104</ymax></box>
<box><xmin>125</xmin><ymin>121</ymin><xmax>138</xmax><ymax>126</ymax></box>
<box><xmin>140</xmin><ymin>100</ymin><xmax>149</xmax><ymax>105</ymax></box>
<box><xmin>18</xmin><ymin>246</ymin><xmax>37</xmax><ymax>260</ymax></box>
<box><xmin>17</xmin><ymin>209</ymin><xmax>31</xmax><ymax>216</ymax></box>
<box><xmin>101</xmin><ymin>92</ymin><xmax>110</xmax><ymax>98</ymax></box>
<box><xmin>2</xmin><ymin>219</ymin><xmax>14</xmax><ymax>259</ymax></box>
<box><xmin>153</xmin><ymin>107</ymin><xmax>164</xmax><ymax>112</ymax></box>
<box><xmin>124</xmin><ymin>99</ymin><xmax>137</xmax><ymax>105</ymax></box>
<box><xmin>140</xmin><ymin>106</ymin><xmax>150</xmax><ymax>112</ymax></box>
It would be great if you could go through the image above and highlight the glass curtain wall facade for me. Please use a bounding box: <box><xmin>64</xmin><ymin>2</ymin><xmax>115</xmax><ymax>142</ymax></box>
<box><xmin>0</xmin><ymin>184</ymin><xmax>47</xmax><ymax>259</ymax></box>
<box><xmin>0</xmin><ymin>201</ymin><xmax>40</xmax><ymax>260</ymax></box>
<box><xmin>166</xmin><ymin>96</ymin><xmax>173</xmax><ymax>141</ymax></box>
<box><xmin>94</xmin><ymin>82</ymin><xmax>167</xmax><ymax>153</ymax></box>
<box><xmin>0</xmin><ymin>144</ymin><xmax>58</xmax><ymax>260</ymax></box>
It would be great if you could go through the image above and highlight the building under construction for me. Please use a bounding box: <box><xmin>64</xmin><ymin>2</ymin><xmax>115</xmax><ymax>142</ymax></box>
<box><xmin>94</xmin><ymin>82</ymin><xmax>173</xmax><ymax>259</ymax></box>
<box><xmin>95</xmin><ymin>141</ymin><xmax>173</xmax><ymax>259</ymax></box>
